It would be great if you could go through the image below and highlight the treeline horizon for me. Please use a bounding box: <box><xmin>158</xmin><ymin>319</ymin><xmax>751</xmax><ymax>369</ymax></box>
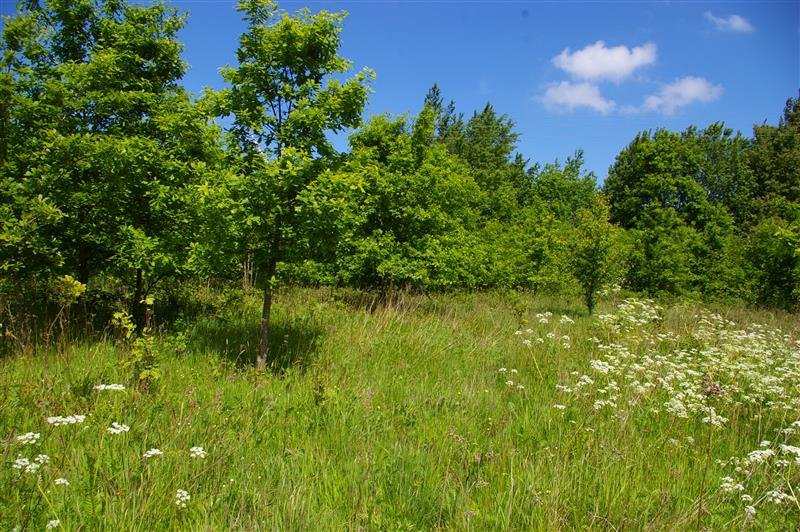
<box><xmin>1</xmin><ymin>0</ymin><xmax>798</xmax><ymax>361</ymax></box>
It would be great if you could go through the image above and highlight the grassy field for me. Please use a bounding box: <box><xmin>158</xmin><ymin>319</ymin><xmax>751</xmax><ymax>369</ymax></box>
<box><xmin>1</xmin><ymin>287</ymin><xmax>799</xmax><ymax>530</ymax></box>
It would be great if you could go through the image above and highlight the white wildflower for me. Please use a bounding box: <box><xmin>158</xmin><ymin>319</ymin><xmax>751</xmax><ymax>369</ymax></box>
<box><xmin>189</xmin><ymin>446</ymin><xmax>207</xmax><ymax>459</ymax></box>
<box><xmin>175</xmin><ymin>489</ymin><xmax>190</xmax><ymax>508</ymax></box>
<box><xmin>746</xmin><ymin>449</ymin><xmax>775</xmax><ymax>465</ymax></box>
<box><xmin>510</xmin><ymin>369</ymin><xmax>518</xmax><ymax>374</ymax></box>
<box><xmin>553</xmin><ymin>404</ymin><xmax>566</xmax><ymax>410</ymax></box>
<box><xmin>744</xmin><ymin>505</ymin><xmax>756</xmax><ymax>519</ymax></box>
<box><xmin>54</xmin><ymin>478</ymin><xmax>69</xmax><ymax>486</ymax></box>
<box><xmin>106</xmin><ymin>422</ymin><xmax>130</xmax><ymax>435</ymax></box>
<box><xmin>46</xmin><ymin>415</ymin><xmax>86</xmax><ymax>426</ymax></box>
<box><xmin>765</xmin><ymin>490</ymin><xmax>796</xmax><ymax>505</ymax></box>
<box><xmin>505</xmin><ymin>380</ymin><xmax>514</xmax><ymax>387</ymax></box>
<box><xmin>12</xmin><ymin>457</ymin><xmax>30</xmax><ymax>470</ymax></box>
<box><xmin>94</xmin><ymin>384</ymin><xmax>125</xmax><ymax>391</ymax></box>
<box><xmin>589</xmin><ymin>359</ymin><xmax>614</xmax><ymax>374</ymax></box>
<box><xmin>522</xmin><ymin>339</ymin><xmax>532</xmax><ymax>346</ymax></box>
<box><xmin>516</xmin><ymin>384</ymin><xmax>525</xmax><ymax>390</ymax></box>
<box><xmin>35</xmin><ymin>454</ymin><xmax>49</xmax><ymax>464</ymax></box>
<box><xmin>16</xmin><ymin>432</ymin><xmax>40</xmax><ymax>445</ymax></box>
<box><xmin>46</xmin><ymin>519</ymin><xmax>60</xmax><ymax>529</ymax></box>
<box><xmin>701</xmin><ymin>406</ymin><xmax>728</xmax><ymax>427</ymax></box>
<box><xmin>719</xmin><ymin>476</ymin><xmax>744</xmax><ymax>493</ymax></box>
<box><xmin>143</xmin><ymin>448</ymin><xmax>163</xmax><ymax>459</ymax></box>
<box><xmin>498</xmin><ymin>368</ymin><xmax>507</xmax><ymax>373</ymax></box>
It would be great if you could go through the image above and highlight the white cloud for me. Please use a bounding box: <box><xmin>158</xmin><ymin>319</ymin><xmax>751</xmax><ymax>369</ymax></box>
<box><xmin>540</xmin><ymin>81</ymin><xmax>616</xmax><ymax>113</ymax></box>
<box><xmin>704</xmin><ymin>12</ymin><xmax>755</xmax><ymax>33</ymax></box>
<box><xmin>552</xmin><ymin>41</ymin><xmax>657</xmax><ymax>83</ymax></box>
<box><xmin>643</xmin><ymin>76</ymin><xmax>723</xmax><ymax>115</ymax></box>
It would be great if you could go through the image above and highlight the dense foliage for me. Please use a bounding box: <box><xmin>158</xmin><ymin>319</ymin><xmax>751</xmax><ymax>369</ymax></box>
<box><xmin>1</xmin><ymin>0</ymin><xmax>798</xmax><ymax>360</ymax></box>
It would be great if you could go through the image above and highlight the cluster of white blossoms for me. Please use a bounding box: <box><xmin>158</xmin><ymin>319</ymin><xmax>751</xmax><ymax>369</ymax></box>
<box><xmin>47</xmin><ymin>415</ymin><xmax>86</xmax><ymax>426</ymax></box>
<box><xmin>515</xmin><ymin>312</ymin><xmax>574</xmax><ymax>350</ymax></box>
<box><xmin>93</xmin><ymin>384</ymin><xmax>125</xmax><ymax>391</ymax></box>
<box><xmin>54</xmin><ymin>478</ymin><xmax>69</xmax><ymax>486</ymax></box>
<box><xmin>554</xmin><ymin>301</ymin><xmax>799</xmax><ymax>426</ymax></box>
<box><xmin>106</xmin><ymin>422</ymin><xmax>130</xmax><ymax>435</ymax></box>
<box><xmin>189</xmin><ymin>446</ymin><xmax>207</xmax><ymax>459</ymax></box>
<box><xmin>46</xmin><ymin>519</ymin><xmax>60</xmax><ymax>529</ymax></box>
<box><xmin>716</xmin><ymin>418</ymin><xmax>800</xmax><ymax>521</ymax></box>
<box><xmin>143</xmin><ymin>448</ymin><xmax>163</xmax><ymax>459</ymax></box>
<box><xmin>16</xmin><ymin>432</ymin><xmax>40</xmax><ymax>445</ymax></box>
<box><xmin>548</xmin><ymin>298</ymin><xmax>800</xmax><ymax>524</ymax></box>
<box><xmin>12</xmin><ymin>454</ymin><xmax>49</xmax><ymax>475</ymax></box>
<box><xmin>175</xmin><ymin>489</ymin><xmax>191</xmax><ymax>508</ymax></box>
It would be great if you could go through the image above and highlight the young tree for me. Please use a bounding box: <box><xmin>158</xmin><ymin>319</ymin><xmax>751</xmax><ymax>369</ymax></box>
<box><xmin>570</xmin><ymin>196</ymin><xmax>626</xmax><ymax>314</ymax></box>
<box><xmin>218</xmin><ymin>0</ymin><xmax>372</xmax><ymax>369</ymax></box>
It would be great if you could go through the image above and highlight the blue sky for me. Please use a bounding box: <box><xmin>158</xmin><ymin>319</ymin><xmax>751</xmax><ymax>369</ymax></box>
<box><xmin>2</xmin><ymin>0</ymin><xmax>798</xmax><ymax>180</ymax></box>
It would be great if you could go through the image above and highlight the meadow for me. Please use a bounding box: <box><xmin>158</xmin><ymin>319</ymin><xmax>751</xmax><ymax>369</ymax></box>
<box><xmin>1</xmin><ymin>287</ymin><xmax>799</xmax><ymax>530</ymax></box>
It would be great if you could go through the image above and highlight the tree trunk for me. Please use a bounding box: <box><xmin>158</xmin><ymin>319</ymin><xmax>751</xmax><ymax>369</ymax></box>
<box><xmin>243</xmin><ymin>252</ymin><xmax>256</xmax><ymax>289</ymax></box>
<box><xmin>78</xmin><ymin>244</ymin><xmax>90</xmax><ymax>286</ymax></box>
<box><xmin>133</xmin><ymin>268</ymin><xmax>144</xmax><ymax>333</ymax></box>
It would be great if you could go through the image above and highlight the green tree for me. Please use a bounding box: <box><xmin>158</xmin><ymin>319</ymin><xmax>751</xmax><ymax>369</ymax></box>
<box><xmin>1</xmin><ymin>0</ymin><xmax>217</xmax><ymax>328</ymax></box>
<box><xmin>530</xmin><ymin>150</ymin><xmax>597</xmax><ymax>221</ymax></box>
<box><xmin>749</xmin><ymin>96</ymin><xmax>800</xmax><ymax>221</ymax></box>
<box><xmin>217</xmin><ymin>0</ymin><xmax>372</xmax><ymax>369</ymax></box>
<box><xmin>301</xmin><ymin>113</ymin><xmax>484</xmax><ymax>290</ymax></box>
<box><xmin>571</xmin><ymin>197</ymin><xmax>626</xmax><ymax>314</ymax></box>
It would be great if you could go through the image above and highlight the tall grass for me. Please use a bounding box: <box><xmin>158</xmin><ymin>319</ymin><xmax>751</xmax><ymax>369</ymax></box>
<box><xmin>1</xmin><ymin>288</ymin><xmax>798</xmax><ymax>529</ymax></box>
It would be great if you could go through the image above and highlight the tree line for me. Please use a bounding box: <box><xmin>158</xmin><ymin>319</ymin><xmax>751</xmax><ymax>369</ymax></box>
<box><xmin>2</xmin><ymin>0</ymin><xmax>798</xmax><ymax>365</ymax></box>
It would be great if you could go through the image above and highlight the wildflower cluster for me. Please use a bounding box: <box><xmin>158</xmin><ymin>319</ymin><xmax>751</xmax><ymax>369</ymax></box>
<box><xmin>716</xmin><ymin>419</ymin><xmax>800</xmax><ymax>523</ymax></box>
<box><xmin>515</xmin><ymin>312</ymin><xmax>575</xmax><ymax>350</ymax></box>
<box><xmin>106</xmin><ymin>422</ymin><xmax>130</xmax><ymax>435</ymax></box>
<box><xmin>16</xmin><ymin>432</ymin><xmax>40</xmax><ymax>445</ymax></box>
<box><xmin>12</xmin><ymin>454</ymin><xmax>49</xmax><ymax>475</ymax></box>
<box><xmin>143</xmin><ymin>448</ymin><xmax>163</xmax><ymax>459</ymax></box>
<box><xmin>549</xmin><ymin>299</ymin><xmax>799</xmax><ymax>525</ymax></box>
<box><xmin>47</xmin><ymin>415</ymin><xmax>86</xmax><ymax>426</ymax></box>
<box><xmin>94</xmin><ymin>383</ymin><xmax>125</xmax><ymax>391</ymax></box>
<box><xmin>596</xmin><ymin>298</ymin><xmax>662</xmax><ymax>334</ymax></box>
<box><xmin>175</xmin><ymin>489</ymin><xmax>191</xmax><ymax>508</ymax></box>
<box><xmin>554</xmin><ymin>303</ymin><xmax>799</xmax><ymax>427</ymax></box>
<box><xmin>189</xmin><ymin>446</ymin><xmax>207</xmax><ymax>458</ymax></box>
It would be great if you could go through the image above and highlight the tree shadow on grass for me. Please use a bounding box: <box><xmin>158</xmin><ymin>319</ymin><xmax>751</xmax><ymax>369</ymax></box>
<box><xmin>184</xmin><ymin>312</ymin><xmax>324</xmax><ymax>375</ymax></box>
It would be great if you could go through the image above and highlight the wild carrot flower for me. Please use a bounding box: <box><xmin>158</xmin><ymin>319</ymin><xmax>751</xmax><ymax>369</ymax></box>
<box><xmin>94</xmin><ymin>384</ymin><xmax>125</xmax><ymax>391</ymax></box>
<box><xmin>107</xmin><ymin>422</ymin><xmax>130</xmax><ymax>435</ymax></box>
<box><xmin>47</xmin><ymin>415</ymin><xmax>86</xmax><ymax>426</ymax></box>
<box><xmin>143</xmin><ymin>448</ymin><xmax>163</xmax><ymax>459</ymax></box>
<box><xmin>175</xmin><ymin>489</ymin><xmax>190</xmax><ymax>508</ymax></box>
<box><xmin>189</xmin><ymin>446</ymin><xmax>207</xmax><ymax>459</ymax></box>
<box><xmin>54</xmin><ymin>478</ymin><xmax>69</xmax><ymax>486</ymax></box>
<box><xmin>16</xmin><ymin>432</ymin><xmax>40</xmax><ymax>445</ymax></box>
<box><xmin>46</xmin><ymin>519</ymin><xmax>60</xmax><ymax>529</ymax></box>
